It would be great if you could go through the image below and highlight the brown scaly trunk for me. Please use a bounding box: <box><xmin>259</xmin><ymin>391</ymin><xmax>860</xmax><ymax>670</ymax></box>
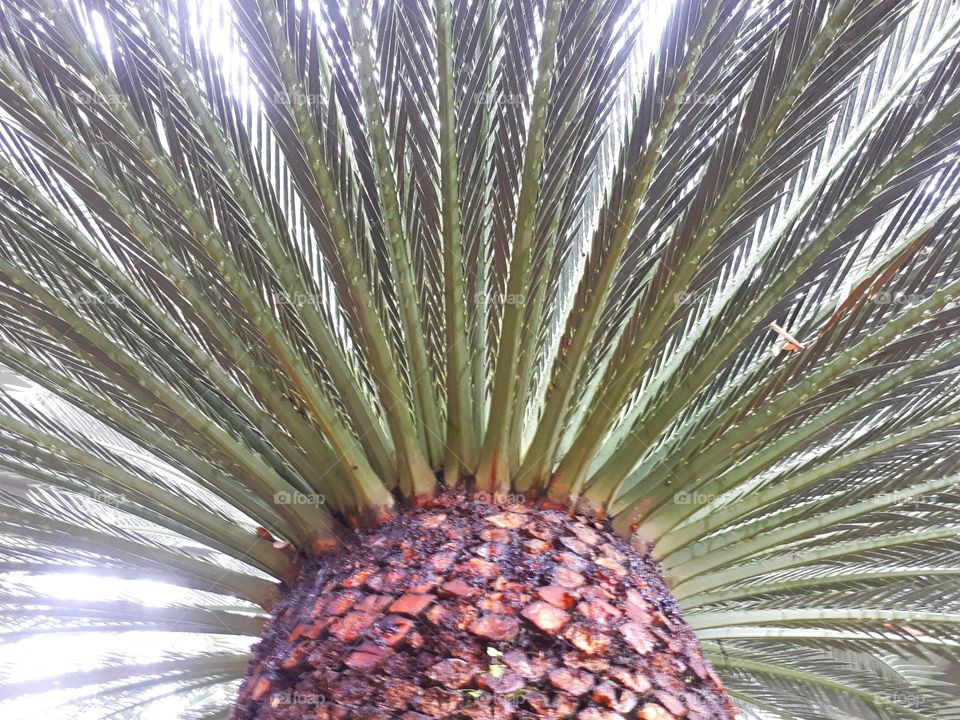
<box><xmin>231</xmin><ymin>494</ymin><xmax>736</xmax><ymax>719</ymax></box>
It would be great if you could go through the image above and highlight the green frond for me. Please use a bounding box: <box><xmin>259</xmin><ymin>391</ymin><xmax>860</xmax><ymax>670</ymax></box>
<box><xmin>2</xmin><ymin>0</ymin><xmax>960</xmax><ymax>716</ymax></box>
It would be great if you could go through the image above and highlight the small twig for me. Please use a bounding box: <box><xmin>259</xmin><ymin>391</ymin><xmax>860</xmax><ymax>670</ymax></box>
<box><xmin>769</xmin><ymin>322</ymin><xmax>805</xmax><ymax>354</ymax></box>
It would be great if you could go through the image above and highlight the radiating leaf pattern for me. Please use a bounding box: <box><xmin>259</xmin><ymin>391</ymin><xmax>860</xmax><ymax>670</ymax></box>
<box><xmin>0</xmin><ymin>0</ymin><xmax>959</xmax><ymax>717</ymax></box>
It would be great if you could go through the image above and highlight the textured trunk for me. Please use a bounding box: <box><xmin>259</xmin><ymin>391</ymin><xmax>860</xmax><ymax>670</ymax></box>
<box><xmin>232</xmin><ymin>495</ymin><xmax>735</xmax><ymax>719</ymax></box>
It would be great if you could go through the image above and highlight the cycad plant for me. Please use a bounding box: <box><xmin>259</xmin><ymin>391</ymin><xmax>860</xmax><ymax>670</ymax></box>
<box><xmin>1</xmin><ymin>0</ymin><xmax>960</xmax><ymax>716</ymax></box>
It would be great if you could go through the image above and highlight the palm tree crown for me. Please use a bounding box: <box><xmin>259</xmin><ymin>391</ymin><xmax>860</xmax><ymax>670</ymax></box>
<box><xmin>0</xmin><ymin>0</ymin><xmax>959</xmax><ymax>717</ymax></box>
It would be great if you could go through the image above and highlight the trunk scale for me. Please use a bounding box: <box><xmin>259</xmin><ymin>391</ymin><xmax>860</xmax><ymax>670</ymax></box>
<box><xmin>233</xmin><ymin>494</ymin><xmax>734</xmax><ymax>719</ymax></box>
